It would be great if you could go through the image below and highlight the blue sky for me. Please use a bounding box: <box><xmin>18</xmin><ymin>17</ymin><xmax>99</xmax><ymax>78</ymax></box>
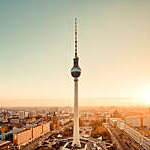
<box><xmin>0</xmin><ymin>0</ymin><xmax>150</xmax><ymax>105</ymax></box>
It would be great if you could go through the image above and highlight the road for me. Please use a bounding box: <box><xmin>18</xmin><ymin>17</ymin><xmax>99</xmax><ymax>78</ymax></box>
<box><xmin>106</xmin><ymin>126</ymin><xmax>125</xmax><ymax>150</ymax></box>
<box><xmin>106</xmin><ymin>124</ymin><xmax>144</xmax><ymax>150</ymax></box>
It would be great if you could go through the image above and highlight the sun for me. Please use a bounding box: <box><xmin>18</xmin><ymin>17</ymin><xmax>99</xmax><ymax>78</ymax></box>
<box><xmin>143</xmin><ymin>94</ymin><xmax>150</xmax><ymax>105</ymax></box>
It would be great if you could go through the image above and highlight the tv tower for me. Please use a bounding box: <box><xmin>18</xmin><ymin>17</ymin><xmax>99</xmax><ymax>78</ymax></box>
<box><xmin>71</xmin><ymin>18</ymin><xmax>81</xmax><ymax>147</ymax></box>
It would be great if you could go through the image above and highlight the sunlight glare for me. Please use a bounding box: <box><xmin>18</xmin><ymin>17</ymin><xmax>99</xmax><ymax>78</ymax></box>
<box><xmin>143</xmin><ymin>94</ymin><xmax>150</xmax><ymax>105</ymax></box>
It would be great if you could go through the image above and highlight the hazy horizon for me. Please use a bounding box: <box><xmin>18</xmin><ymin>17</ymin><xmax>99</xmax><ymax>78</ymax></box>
<box><xmin>0</xmin><ymin>97</ymin><xmax>149</xmax><ymax>107</ymax></box>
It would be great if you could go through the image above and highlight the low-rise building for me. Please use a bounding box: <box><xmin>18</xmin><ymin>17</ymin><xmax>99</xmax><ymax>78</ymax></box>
<box><xmin>42</xmin><ymin>123</ymin><xmax>50</xmax><ymax>134</ymax></box>
<box><xmin>13</xmin><ymin>122</ymin><xmax>50</xmax><ymax>147</ymax></box>
<box><xmin>32</xmin><ymin>125</ymin><xmax>42</xmax><ymax>139</ymax></box>
<box><xmin>13</xmin><ymin>129</ymin><xmax>32</xmax><ymax>146</ymax></box>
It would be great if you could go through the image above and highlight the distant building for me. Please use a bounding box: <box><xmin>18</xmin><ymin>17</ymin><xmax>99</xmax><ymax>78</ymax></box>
<box><xmin>52</xmin><ymin>112</ymin><xmax>57</xmax><ymax>123</ymax></box>
<box><xmin>18</xmin><ymin>111</ymin><xmax>25</xmax><ymax>119</ymax></box>
<box><xmin>10</xmin><ymin>119</ymin><xmax>19</xmax><ymax>124</ymax></box>
<box><xmin>125</xmin><ymin>115</ymin><xmax>150</xmax><ymax>128</ymax></box>
<box><xmin>24</xmin><ymin>112</ymin><xmax>29</xmax><ymax>118</ymax></box>
<box><xmin>28</xmin><ymin>111</ymin><xmax>36</xmax><ymax>118</ymax></box>
<box><xmin>111</xmin><ymin>110</ymin><xmax>122</xmax><ymax>118</ymax></box>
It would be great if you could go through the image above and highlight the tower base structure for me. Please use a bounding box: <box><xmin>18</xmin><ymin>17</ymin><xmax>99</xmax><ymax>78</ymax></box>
<box><xmin>63</xmin><ymin>140</ymin><xmax>87</xmax><ymax>150</ymax></box>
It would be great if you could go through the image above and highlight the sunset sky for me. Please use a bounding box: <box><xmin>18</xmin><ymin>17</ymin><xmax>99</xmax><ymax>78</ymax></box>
<box><xmin>0</xmin><ymin>0</ymin><xmax>150</xmax><ymax>106</ymax></box>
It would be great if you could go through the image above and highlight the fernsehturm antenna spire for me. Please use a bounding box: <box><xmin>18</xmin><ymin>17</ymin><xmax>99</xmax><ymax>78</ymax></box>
<box><xmin>75</xmin><ymin>18</ymin><xmax>77</xmax><ymax>58</ymax></box>
<box><xmin>71</xmin><ymin>18</ymin><xmax>81</xmax><ymax>147</ymax></box>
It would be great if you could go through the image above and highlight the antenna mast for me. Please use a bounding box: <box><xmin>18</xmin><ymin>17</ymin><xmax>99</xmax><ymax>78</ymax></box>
<box><xmin>75</xmin><ymin>18</ymin><xmax>78</xmax><ymax>58</ymax></box>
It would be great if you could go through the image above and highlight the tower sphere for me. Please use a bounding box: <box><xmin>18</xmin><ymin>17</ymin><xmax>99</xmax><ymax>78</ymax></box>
<box><xmin>71</xmin><ymin>66</ymin><xmax>81</xmax><ymax>78</ymax></box>
<box><xmin>71</xmin><ymin>57</ymin><xmax>81</xmax><ymax>78</ymax></box>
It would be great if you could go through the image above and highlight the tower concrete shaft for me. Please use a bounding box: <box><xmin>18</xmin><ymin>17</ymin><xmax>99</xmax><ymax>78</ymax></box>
<box><xmin>71</xmin><ymin>18</ymin><xmax>81</xmax><ymax>147</ymax></box>
<box><xmin>73</xmin><ymin>78</ymin><xmax>81</xmax><ymax>147</ymax></box>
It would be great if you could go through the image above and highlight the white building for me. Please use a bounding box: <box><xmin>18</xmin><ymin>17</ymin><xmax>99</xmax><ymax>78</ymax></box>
<box><xmin>24</xmin><ymin>112</ymin><xmax>29</xmax><ymax>118</ymax></box>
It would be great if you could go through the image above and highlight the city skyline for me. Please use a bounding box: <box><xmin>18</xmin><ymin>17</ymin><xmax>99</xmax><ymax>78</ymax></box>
<box><xmin>1</xmin><ymin>1</ymin><xmax>150</xmax><ymax>106</ymax></box>
<box><xmin>0</xmin><ymin>97</ymin><xmax>149</xmax><ymax>107</ymax></box>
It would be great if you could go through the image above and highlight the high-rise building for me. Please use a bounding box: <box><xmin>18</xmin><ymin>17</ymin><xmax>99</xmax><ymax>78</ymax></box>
<box><xmin>71</xmin><ymin>18</ymin><xmax>81</xmax><ymax>147</ymax></box>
